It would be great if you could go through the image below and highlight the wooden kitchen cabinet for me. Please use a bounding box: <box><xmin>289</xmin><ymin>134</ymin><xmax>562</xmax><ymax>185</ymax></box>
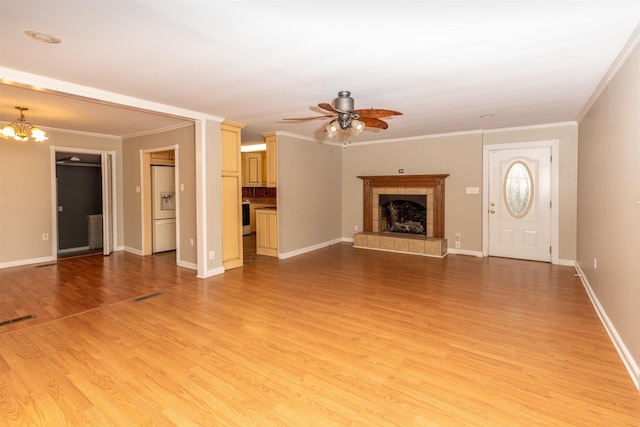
<box><xmin>256</xmin><ymin>207</ymin><xmax>278</xmax><ymax>257</ymax></box>
<box><xmin>242</xmin><ymin>151</ymin><xmax>265</xmax><ymax>187</ymax></box>
<box><xmin>221</xmin><ymin>120</ymin><xmax>245</xmax><ymax>270</ymax></box>
<box><xmin>263</xmin><ymin>132</ymin><xmax>277</xmax><ymax>188</ymax></box>
<box><xmin>150</xmin><ymin>150</ymin><xmax>175</xmax><ymax>166</ymax></box>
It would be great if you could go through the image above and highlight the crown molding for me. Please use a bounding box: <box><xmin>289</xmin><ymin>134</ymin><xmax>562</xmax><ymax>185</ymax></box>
<box><xmin>577</xmin><ymin>23</ymin><xmax>640</xmax><ymax>122</ymax></box>
<box><xmin>123</xmin><ymin>121</ymin><xmax>193</xmax><ymax>139</ymax></box>
<box><xmin>482</xmin><ymin>121</ymin><xmax>577</xmax><ymax>134</ymax></box>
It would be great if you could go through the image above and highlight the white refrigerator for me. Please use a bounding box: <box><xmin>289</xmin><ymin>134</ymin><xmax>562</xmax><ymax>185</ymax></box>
<box><xmin>152</xmin><ymin>165</ymin><xmax>176</xmax><ymax>253</ymax></box>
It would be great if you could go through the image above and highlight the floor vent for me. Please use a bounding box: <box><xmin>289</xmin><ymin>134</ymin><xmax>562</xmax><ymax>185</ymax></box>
<box><xmin>0</xmin><ymin>314</ymin><xmax>36</xmax><ymax>327</ymax></box>
<box><xmin>133</xmin><ymin>291</ymin><xmax>164</xmax><ymax>302</ymax></box>
<box><xmin>36</xmin><ymin>263</ymin><xmax>57</xmax><ymax>268</ymax></box>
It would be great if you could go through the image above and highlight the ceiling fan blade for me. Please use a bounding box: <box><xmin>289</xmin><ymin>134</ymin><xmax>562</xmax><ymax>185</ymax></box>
<box><xmin>282</xmin><ymin>115</ymin><xmax>335</xmax><ymax>121</ymax></box>
<box><xmin>359</xmin><ymin>117</ymin><xmax>389</xmax><ymax>129</ymax></box>
<box><xmin>354</xmin><ymin>108</ymin><xmax>403</xmax><ymax>119</ymax></box>
<box><xmin>318</xmin><ymin>102</ymin><xmax>347</xmax><ymax>114</ymax></box>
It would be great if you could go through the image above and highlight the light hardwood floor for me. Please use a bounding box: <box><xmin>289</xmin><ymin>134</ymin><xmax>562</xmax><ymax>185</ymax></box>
<box><xmin>0</xmin><ymin>244</ymin><xmax>639</xmax><ymax>426</ymax></box>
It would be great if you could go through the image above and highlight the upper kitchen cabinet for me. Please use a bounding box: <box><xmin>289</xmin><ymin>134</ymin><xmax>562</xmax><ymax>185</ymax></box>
<box><xmin>242</xmin><ymin>151</ymin><xmax>266</xmax><ymax>187</ymax></box>
<box><xmin>263</xmin><ymin>132</ymin><xmax>277</xmax><ymax>188</ymax></box>
<box><xmin>150</xmin><ymin>150</ymin><xmax>175</xmax><ymax>166</ymax></box>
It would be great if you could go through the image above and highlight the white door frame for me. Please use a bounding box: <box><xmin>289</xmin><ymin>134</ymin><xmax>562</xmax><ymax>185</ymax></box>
<box><xmin>101</xmin><ymin>152</ymin><xmax>114</xmax><ymax>255</ymax></box>
<box><xmin>482</xmin><ymin>140</ymin><xmax>560</xmax><ymax>264</ymax></box>
<box><xmin>50</xmin><ymin>146</ymin><xmax>118</xmax><ymax>257</ymax></box>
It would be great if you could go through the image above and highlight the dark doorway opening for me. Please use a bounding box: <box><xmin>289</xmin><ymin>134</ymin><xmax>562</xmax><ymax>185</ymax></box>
<box><xmin>55</xmin><ymin>153</ymin><xmax>103</xmax><ymax>258</ymax></box>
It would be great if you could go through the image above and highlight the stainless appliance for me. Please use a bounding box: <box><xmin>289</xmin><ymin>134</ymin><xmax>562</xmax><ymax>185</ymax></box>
<box><xmin>152</xmin><ymin>165</ymin><xmax>176</xmax><ymax>252</ymax></box>
<box><xmin>242</xmin><ymin>201</ymin><xmax>251</xmax><ymax>235</ymax></box>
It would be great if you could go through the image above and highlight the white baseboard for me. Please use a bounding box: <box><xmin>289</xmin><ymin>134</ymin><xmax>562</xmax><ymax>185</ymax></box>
<box><xmin>557</xmin><ymin>258</ymin><xmax>575</xmax><ymax>267</ymax></box>
<box><xmin>123</xmin><ymin>246</ymin><xmax>143</xmax><ymax>256</ymax></box>
<box><xmin>279</xmin><ymin>238</ymin><xmax>344</xmax><ymax>260</ymax></box>
<box><xmin>575</xmin><ymin>263</ymin><xmax>640</xmax><ymax>390</ymax></box>
<box><xmin>197</xmin><ymin>266</ymin><xmax>225</xmax><ymax>278</ymax></box>
<box><xmin>0</xmin><ymin>255</ymin><xmax>57</xmax><ymax>270</ymax></box>
<box><xmin>177</xmin><ymin>260</ymin><xmax>197</xmax><ymax>271</ymax></box>
<box><xmin>447</xmin><ymin>248</ymin><xmax>483</xmax><ymax>257</ymax></box>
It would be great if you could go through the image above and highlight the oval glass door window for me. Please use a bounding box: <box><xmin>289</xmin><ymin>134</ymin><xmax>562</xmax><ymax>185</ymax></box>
<box><xmin>504</xmin><ymin>161</ymin><xmax>533</xmax><ymax>218</ymax></box>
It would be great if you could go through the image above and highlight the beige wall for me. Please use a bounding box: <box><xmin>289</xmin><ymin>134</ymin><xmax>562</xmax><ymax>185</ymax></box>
<box><xmin>278</xmin><ymin>134</ymin><xmax>342</xmax><ymax>254</ymax></box>
<box><xmin>341</xmin><ymin>133</ymin><xmax>484</xmax><ymax>252</ymax></box>
<box><xmin>0</xmin><ymin>130</ymin><xmax>122</xmax><ymax>265</ymax></box>
<box><xmin>482</xmin><ymin>123</ymin><xmax>579</xmax><ymax>261</ymax></box>
<box><xmin>577</xmin><ymin>43</ymin><xmax>640</xmax><ymax>378</ymax></box>
<box><xmin>123</xmin><ymin>124</ymin><xmax>197</xmax><ymax>266</ymax></box>
<box><xmin>205</xmin><ymin>120</ymin><xmax>223</xmax><ymax>272</ymax></box>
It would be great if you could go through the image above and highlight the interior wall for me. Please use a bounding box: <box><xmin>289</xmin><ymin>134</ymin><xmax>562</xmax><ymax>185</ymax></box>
<box><xmin>122</xmin><ymin>124</ymin><xmax>197</xmax><ymax>265</ymax></box>
<box><xmin>577</xmin><ymin>42</ymin><xmax>640</xmax><ymax>382</ymax></box>
<box><xmin>482</xmin><ymin>122</ymin><xmax>578</xmax><ymax>262</ymax></box>
<box><xmin>205</xmin><ymin>119</ymin><xmax>223</xmax><ymax>273</ymax></box>
<box><xmin>0</xmin><ymin>130</ymin><xmax>122</xmax><ymax>266</ymax></box>
<box><xmin>341</xmin><ymin>132</ymin><xmax>484</xmax><ymax>253</ymax></box>
<box><xmin>278</xmin><ymin>133</ymin><xmax>342</xmax><ymax>254</ymax></box>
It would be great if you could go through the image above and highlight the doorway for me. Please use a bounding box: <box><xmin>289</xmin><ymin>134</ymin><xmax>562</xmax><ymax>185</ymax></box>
<box><xmin>483</xmin><ymin>140</ymin><xmax>559</xmax><ymax>263</ymax></box>
<box><xmin>53</xmin><ymin>148</ymin><xmax>116</xmax><ymax>258</ymax></box>
<box><xmin>141</xmin><ymin>148</ymin><xmax>179</xmax><ymax>260</ymax></box>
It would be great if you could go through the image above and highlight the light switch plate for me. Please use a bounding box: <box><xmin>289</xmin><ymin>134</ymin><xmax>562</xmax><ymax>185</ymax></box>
<box><xmin>465</xmin><ymin>187</ymin><xmax>480</xmax><ymax>194</ymax></box>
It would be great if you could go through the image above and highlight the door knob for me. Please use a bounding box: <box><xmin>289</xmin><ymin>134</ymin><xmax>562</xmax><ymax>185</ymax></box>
<box><xmin>490</xmin><ymin>202</ymin><xmax>496</xmax><ymax>207</ymax></box>
<box><xmin>490</xmin><ymin>209</ymin><xmax>495</xmax><ymax>214</ymax></box>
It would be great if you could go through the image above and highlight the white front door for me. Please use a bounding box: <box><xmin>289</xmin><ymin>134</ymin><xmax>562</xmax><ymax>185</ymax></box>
<box><xmin>488</xmin><ymin>147</ymin><xmax>551</xmax><ymax>262</ymax></box>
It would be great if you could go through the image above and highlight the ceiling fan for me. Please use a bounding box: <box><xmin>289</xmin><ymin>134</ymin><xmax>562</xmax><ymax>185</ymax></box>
<box><xmin>283</xmin><ymin>91</ymin><xmax>402</xmax><ymax>137</ymax></box>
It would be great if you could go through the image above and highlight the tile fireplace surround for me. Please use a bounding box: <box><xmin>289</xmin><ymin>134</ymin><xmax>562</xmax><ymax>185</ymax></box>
<box><xmin>354</xmin><ymin>174</ymin><xmax>449</xmax><ymax>258</ymax></box>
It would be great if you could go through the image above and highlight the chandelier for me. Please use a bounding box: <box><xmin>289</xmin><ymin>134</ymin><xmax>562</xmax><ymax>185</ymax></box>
<box><xmin>2</xmin><ymin>107</ymin><xmax>48</xmax><ymax>142</ymax></box>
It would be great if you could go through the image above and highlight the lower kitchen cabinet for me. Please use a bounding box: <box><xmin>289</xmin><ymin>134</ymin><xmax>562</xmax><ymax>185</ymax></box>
<box><xmin>256</xmin><ymin>208</ymin><xmax>278</xmax><ymax>257</ymax></box>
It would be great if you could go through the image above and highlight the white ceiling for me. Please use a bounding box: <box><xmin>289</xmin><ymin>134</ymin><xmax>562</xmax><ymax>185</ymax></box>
<box><xmin>1</xmin><ymin>1</ymin><xmax>639</xmax><ymax>144</ymax></box>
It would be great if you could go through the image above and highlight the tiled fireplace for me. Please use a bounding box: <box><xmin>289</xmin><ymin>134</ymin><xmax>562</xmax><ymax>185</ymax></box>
<box><xmin>354</xmin><ymin>174</ymin><xmax>449</xmax><ymax>257</ymax></box>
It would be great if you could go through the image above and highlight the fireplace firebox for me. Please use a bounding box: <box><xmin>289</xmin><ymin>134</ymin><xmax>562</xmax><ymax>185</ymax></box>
<box><xmin>379</xmin><ymin>194</ymin><xmax>427</xmax><ymax>235</ymax></box>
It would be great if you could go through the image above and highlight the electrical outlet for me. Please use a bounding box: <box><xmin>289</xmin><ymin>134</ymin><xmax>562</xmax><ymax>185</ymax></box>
<box><xmin>42</xmin><ymin>233</ymin><xmax>49</xmax><ymax>241</ymax></box>
<box><xmin>455</xmin><ymin>241</ymin><xmax>461</xmax><ymax>249</ymax></box>
<box><xmin>190</xmin><ymin>238</ymin><xmax>194</xmax><ymax>246</ymax></box>
<box><xmin>594</xmin><ymin>257</ymin><xmax>597</xmax><ymax>269</ymax></box>
<box><xmin>209</xmin><ymin>250</ymin><xmax>215</xmax><ymax>260</ymax></box>
<box><xmin>354</xmin><ymin>225</ymin><xmax>359</xmax><ymax>232</ymax></box>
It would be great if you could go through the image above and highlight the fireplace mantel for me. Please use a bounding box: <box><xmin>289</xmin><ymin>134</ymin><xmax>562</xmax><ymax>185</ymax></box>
<box><xmin>358</xmin><ymin>174</ymin><xmax>449</xmax><ymax>238</ymax></box>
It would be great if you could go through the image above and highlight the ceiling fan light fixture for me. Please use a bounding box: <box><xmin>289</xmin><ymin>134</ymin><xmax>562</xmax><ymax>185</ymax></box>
<box><xmin>349</xmin><ymin>119</ymin><xmax>365</xmax><ymax>136</ymax></box>
<box><xmin>283</xmin><ymin>91</ymin><xmax>402</xmax><ymax>139</ymax></box>
<box><xmin>326</xmin><ymin>121</ymin><xmax>340</xmax><ymax>137</ymax></box>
